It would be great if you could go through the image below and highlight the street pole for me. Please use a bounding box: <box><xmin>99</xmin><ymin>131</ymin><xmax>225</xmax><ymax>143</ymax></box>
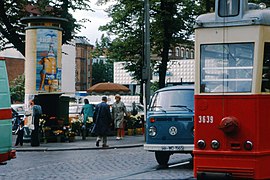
<box><xmin>142</xmin><ymin>0</ymin><xmax>151</xmax><ymax>139</ymax></box>
<box><xmin>143</xmin><ymin>0</ymin><xmax>151</xmax><ymax>107</ymax></box>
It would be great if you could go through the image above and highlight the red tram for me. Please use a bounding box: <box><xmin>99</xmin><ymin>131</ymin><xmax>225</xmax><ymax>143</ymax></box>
<box><xmin>194</xmin><ymin>0</ymin><xmax>270</xmax><ymax>179</ymax></box>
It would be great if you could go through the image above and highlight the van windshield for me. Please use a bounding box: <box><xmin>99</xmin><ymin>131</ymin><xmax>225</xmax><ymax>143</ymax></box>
<box><xmin>150</xmin><ymin>89</ymin><xmax>194</xmax><ymax>112</ymax></box>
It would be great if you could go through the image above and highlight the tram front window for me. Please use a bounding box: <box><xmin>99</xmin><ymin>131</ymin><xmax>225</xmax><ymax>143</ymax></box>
<box><xmin>219</xmin><ymin>0</ymin><xmax>240</xmax><ymax>17</ymax></box>
<box><xmin>200</xmin><ymin>43</ymin><xmax>254</xmax><ymax>93</ymax></box>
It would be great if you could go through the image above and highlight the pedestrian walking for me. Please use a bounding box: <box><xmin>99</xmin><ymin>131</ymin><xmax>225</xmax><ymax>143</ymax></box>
<box><xmin>93</xmin><ymin>96</ymin><xmax>112</xmax><ymax>148</ymax></box>
<box><xmin>15</xmin><ymin>121</ymin><xmax>24</xmax><ymax>147</ymax></box>
<box><xmin>112</xmin><ymin>94</ymin><xmax>128</xmax><ymax>140</ymax></box>
<box><xmin>81</xmin><ymin>99</ymin><xmax>94</xmax><ymax>140</ymax></box>
<box><xmin>30</xmin><ymin>98</ymin><xmax>42</xmax><ymax>147</ymax></box>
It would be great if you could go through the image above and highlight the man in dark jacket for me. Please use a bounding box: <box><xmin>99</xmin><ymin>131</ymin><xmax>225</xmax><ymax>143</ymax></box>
<box><xmin>93</xmin><ymin>96</ymin><xmax>112</xmax><ymax>148</ymax></box>
<box><xmin>30</xmin><ymin>98</ymin><xmax>42</xmax><ymax>147</ymax></box>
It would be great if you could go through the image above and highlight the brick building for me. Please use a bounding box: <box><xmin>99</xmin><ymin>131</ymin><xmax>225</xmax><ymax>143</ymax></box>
<box><xmin>0</xmin><ymin>49</ymin><xmax>25</xmax><ymax>84</ymax></box>
<box><xmin>75</xmin><ymin>38</ymin><xmax>94</xmax><ymax>91</ymax></box>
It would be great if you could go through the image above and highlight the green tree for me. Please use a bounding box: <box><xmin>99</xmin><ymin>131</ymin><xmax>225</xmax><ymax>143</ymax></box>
<box><xmin>98</xmin><ymin>0</ymin><xmax>200</xmax><ymax>89</ymax></box>
<box><xmin>10</xmin><ymin>74</ymin><xmax>25</xmax><ymax>103</ymax></box>
<box><xmin>91</xmin><ymin>35</ymin><xmax>113</xmax><ymax>85</ymax></box>
<box><xmin>0</xmin><ymin>0</ymin><xmax>91</xmax><ymax>56</ymax></box>
<box><xmin>92</xmin><ymin>34</ymin><xmax>111</xmax><ymax>58</ymax></box>
<box><xmin>92</xmin><ymin>60</ymin><xmax>113</xmax><ymax>85</ymax></box>
<box><xmin>200</xmin><ymin>0</ymin><xmax>270</xmax><ymax>13</ymax></box>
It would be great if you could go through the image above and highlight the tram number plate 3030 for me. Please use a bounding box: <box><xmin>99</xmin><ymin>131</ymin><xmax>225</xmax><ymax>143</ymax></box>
<box><xmin>161</xmin><ymin>146</ymin><xmax>184</xmax><ymax>151</ymax></box>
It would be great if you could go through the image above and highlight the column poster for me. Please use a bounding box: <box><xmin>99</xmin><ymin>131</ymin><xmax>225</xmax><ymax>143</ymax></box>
<box><xmin>36</xmin><ymin>29</ymin><xmax>61</xmax><ymax>93</ymax></box>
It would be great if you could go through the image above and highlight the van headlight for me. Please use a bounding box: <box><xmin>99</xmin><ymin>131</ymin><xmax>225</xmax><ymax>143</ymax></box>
<box><xmin>149</xmin><ymin>126</ymin><xmax>157</xmax><ymax>137</ymax></box>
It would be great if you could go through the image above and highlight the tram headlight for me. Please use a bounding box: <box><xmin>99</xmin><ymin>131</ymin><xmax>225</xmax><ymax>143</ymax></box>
<box><xmin>244</xmin><ymin>140</ymin><xmax>253</xmax><ymax>151</ymax></box>
<box><xmin>211</xmin><ymin>140</ymin><xmax>220</xmax><ymax>150</ymax></box>
<box><xmin>197</xmin><ymin>140</ymin><xmax>206</xmax><ymax>149</ymax></box>
<box><xmin>149</xmin><ymin>126</ymin><xmax>157</xmax><ymax>137</ymax></box>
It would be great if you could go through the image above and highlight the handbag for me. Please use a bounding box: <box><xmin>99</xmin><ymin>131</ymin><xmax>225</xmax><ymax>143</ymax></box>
<box><xmin>88</xmin><ymin>117</ymin><xmax>93</xmax><ymax>123</ymax></box>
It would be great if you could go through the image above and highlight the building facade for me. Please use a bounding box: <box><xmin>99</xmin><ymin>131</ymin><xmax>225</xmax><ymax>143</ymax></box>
<box><xmin>0</xmin><ymin>49</ymin><xmax>25</xmax><ymax>84</ymax></box>
<box><xmin>114</xmin><ymin>45</ymin><xmax>195</xmax><ymax>93</ymax></box>
<box><xmin>75</xmin><ymin>38</ymin><xmax>93</xmax><ymax>91</ymax></box>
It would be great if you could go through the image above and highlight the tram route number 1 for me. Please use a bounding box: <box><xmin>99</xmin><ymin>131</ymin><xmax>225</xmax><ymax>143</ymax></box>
<box><xmin>198</xmin><ymin>115</ymin><xmax>214</xmax><ymax>124</ymax></box>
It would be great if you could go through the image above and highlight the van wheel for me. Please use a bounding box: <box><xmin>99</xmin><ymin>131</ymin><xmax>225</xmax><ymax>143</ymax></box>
<box><xmin>155</xmin><ymin>151</ymin><xmax>170</xmax><ymax>166</ymax></box>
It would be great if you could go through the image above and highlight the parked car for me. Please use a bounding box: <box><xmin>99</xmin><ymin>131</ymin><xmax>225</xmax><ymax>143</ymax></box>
<box><xmin>11</xmin><ymin>104</ymin><xmax>25</xmax><ymax>115</ymax></box>
<box><xmin>69</xmin><ymin>104</ymin><xmax>83</xmax><ymax>118</ymax></box>
<box><xmin>144</xmin><ymin>85</ymin><xmax>194</xmax><ymax>165</ymax></box>
<box><xmin>125</xmin><ymin>103</ymin><xmax>144</xmax><ymax>116</ymax></box>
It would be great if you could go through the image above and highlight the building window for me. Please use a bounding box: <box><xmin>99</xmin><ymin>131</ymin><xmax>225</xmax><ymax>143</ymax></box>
<box><xmin>180</xmin><ymin>48</ymin><xmax>185</xmax><ymax>58</ymax></box>
<box><xmin>175</xmin><ymin>47</ymin><xmax>180</xmax><ymax>57</ymax></box>
<box><xmin>186</xmin><ymin>49</ymin><xmax>189</xmax><ymax>59</ymax></box>
<box><xmin>168</xmin><ymin>49</ymin><xmax>172</xmax><ymax>56</ymax></box>
<box><xmin>190</xmin><ymin>50</ymin><xmax>194</xmax><ymax>59</ymax></box>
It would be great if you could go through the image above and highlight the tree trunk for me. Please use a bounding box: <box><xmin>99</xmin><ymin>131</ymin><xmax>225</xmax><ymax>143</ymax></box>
<box><xmin>158</xmin><ymin>0</ymin><xmax>174</xmax><ymax>89</ymax></box>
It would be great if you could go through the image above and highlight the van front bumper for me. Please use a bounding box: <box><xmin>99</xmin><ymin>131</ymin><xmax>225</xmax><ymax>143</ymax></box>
<box><xmin>144</xmin><ymin>144</ymin><xmax>194</xmax><ymax>152</ymax></box>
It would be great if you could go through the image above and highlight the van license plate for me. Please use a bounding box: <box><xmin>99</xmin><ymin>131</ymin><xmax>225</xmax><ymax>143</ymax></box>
<box><xmin>161</xmin><ymin>146</ymin><xmax>184</xmax><ymax>151</ymax></box>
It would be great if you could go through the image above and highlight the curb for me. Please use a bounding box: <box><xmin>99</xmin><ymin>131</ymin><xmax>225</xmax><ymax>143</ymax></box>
<box><xmin>14</xmin><ymin>144</ymin><xmax>144</xmax><ymax>152</ymax></box>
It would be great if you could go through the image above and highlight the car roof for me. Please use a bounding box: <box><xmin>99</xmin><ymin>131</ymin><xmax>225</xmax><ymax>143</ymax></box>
<box><xmin>11</xmin><ymin>104</ymin><xmax>25</xmax><ymax>114</ymax></box>
<box><xmin>155</xmin><ymin>85</ymin><xmax>194</xmax><ymax>93</ymax></box>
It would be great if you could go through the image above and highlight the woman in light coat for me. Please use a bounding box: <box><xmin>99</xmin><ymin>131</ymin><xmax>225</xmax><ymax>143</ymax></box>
<box><xmin>112</xmin><ymin>94</ymin><xmax>128</xmax><ymax>140</ymax></box>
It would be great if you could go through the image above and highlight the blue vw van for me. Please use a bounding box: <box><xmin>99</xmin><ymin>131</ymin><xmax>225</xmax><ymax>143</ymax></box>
<box><xmin>144</xmin><ymin>85</ymin><xmax>194</xmax><ymax>165</ymax></box>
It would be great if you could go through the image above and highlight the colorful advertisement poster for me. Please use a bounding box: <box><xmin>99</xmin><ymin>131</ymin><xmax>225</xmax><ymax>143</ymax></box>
<box><xmin>36</xmin><ymin>29</ymin><xmax>61</xmax><ymax>93</ymax></box>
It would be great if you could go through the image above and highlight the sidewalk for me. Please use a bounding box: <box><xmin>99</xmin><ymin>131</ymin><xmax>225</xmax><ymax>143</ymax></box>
<box><xmin>13</xmin><ymin>135</ymin><xmax>145</xmax><ymax>152</ymax></box>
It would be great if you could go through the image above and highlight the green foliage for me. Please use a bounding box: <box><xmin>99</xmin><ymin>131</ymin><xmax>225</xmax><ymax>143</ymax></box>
<box><xmin>249</xmin><ymin>0</ymin><xmax>270</xmax><ymax>7</ymax></box>
<box><xmin>91</xmin><ymin>35</ymin><xmax>113</xmax><ymax>85</ymax></box>
<box><xmin>98</xmin><ymin>0</ymin><xmax>200</xmax><ymax>89</ymax></box>
<box><xmin>98</xmin><ymin>0</ymin><xmax>270</xmax><ymax>90</ymax></box>
<box><xmin>0</xmin><ymin>0</ymin><xmax>91</xmax><ymax>56</ymax></box>
<box><xmin>98</xmin><ymin>0</ymin><xmax>145</xmax><ymax>85</ymax></box>
<box><xmin>92</xmin><ymin>60</ymin><xmax>113</xmax><ymax>85</ymax></box>
<box><xmin>200</xmin><ymin>0</ymin><xmax>270</xmax><ymax>13</ymax></box>
<box><xmin>10</xmin><ymin>74</ymin><xmax>25</xmax><ymax>103</ymax></box>
<box><xmin>92</xmin><ymin>34</ymin><xmax>111</xmax><ymax>58</ymax></box>
<box><xmin>150</xmin><ymin>81</ymin><xmax>159</xmax><ymax>94</ymax></box>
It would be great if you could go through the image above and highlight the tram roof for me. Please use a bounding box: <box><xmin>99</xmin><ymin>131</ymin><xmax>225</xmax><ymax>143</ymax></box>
<box><xmin>195</xmin><ymin>8</ymin><xmax>270</xmax><ymax>29</ymax></box>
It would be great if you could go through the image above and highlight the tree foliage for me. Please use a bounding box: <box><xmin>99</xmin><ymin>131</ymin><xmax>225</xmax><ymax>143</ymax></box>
<box><xmin>91</xmin><ymin>35</ymin><xmax>113</xmax><ymax>85</ymax></box>
<box><xmin>0</xmin><ymin>0</ymin><xmax>91</xmax><ymax>56</ymax></box>
<box><xmin>10</xmin><ymin>74</ymin><xmax>25</xmax><ymax>103</ymax></box>
<box><xmin>98</xmin><ymin>0</ymin><xmax>270</xmax><ymax>90</ymax></box>
<box><xmin>98</xmin><ymin>0</ymin><xmax>201</xmax><ymax>89</ymax></box>
<box><xmin>92</xmin><ymin>60</ymin><xmax>113</xmax><ymax>85</ymax></box>
<box><xmin>200</xmin><ymin>0</ymin><xmax>270</xmax><ymax>13</ymax></box>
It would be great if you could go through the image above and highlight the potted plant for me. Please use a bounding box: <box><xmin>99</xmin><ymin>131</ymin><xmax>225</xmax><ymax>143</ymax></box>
<box><xmin>126</xmin><ymin>118</ymin><xmax>135</xmax><ymax>135</ymax></box>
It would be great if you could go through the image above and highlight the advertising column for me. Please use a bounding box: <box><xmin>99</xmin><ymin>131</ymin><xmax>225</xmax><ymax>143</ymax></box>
<box><xmin>21</xmin><ymin>17</ymin><xmax>67</xmax><ymax>104</ymax></box>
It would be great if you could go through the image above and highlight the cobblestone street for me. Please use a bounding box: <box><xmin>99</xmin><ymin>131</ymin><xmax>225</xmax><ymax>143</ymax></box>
<box><xmin>0</xmin><ymin>147</ymin><xmax>193</xmax><ymax>180</ymax></box>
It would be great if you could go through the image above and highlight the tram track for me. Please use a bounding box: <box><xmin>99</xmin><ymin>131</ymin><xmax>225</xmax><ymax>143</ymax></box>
<box><xmin>108</xmin><ymin>157</ymin><xmax>194</xmax><ymax>180</ymax></box>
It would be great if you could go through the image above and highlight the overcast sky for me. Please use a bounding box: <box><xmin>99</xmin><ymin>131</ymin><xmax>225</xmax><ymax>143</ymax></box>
<box><xmin>0</xmin><ymin>1</ymin><xmax>113</xmax><ymax>58</ymax></box>
<box><xmin>73</xmin><ymin>1</ymin><xmax>114</xmax><ymax>45</ymax></box>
